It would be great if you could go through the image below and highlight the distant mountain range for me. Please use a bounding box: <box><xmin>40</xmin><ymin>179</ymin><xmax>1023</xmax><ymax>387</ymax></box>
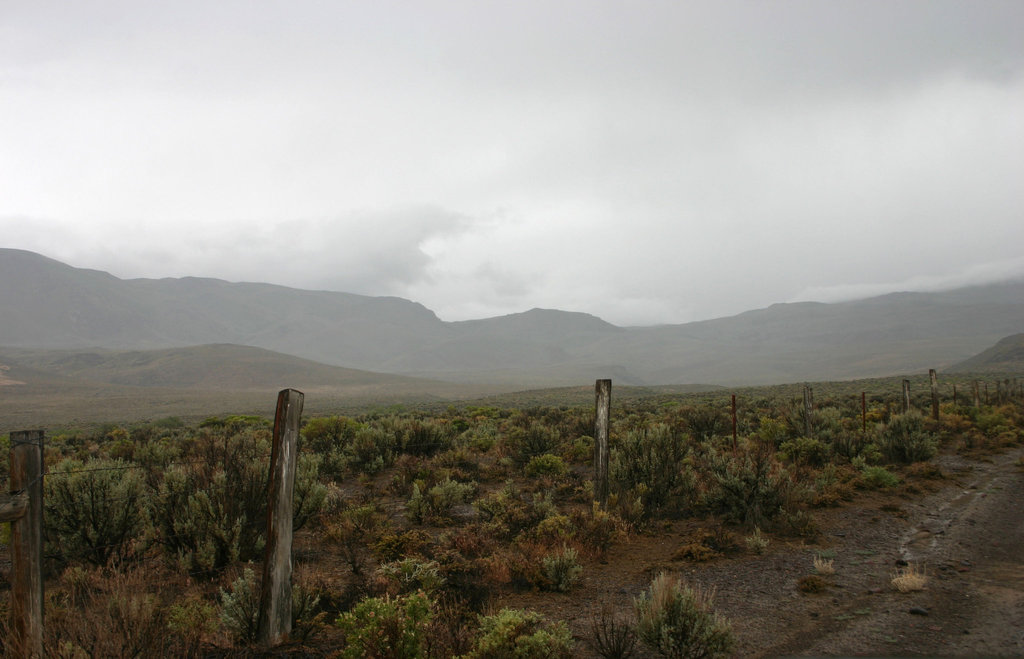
<box><xmin>2</xmin><ymin>248</ymin><xmax>1023</xmax><ymax>387</ymax></box>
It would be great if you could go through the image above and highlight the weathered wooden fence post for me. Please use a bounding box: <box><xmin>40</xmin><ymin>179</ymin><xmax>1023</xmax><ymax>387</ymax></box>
<box><xmin>594</xmin><ymin>379</ymin><xmax>611</xmax><ymax>511</ymax></box>
<box><xmin>901</xmin><ymin>379</ymin><xmax>911</xmax><ymax>414</ymax></box>
<box><xmin>9</xmin><ymin>430</ymin><xmax>44</xmax><ymax>658</ymax></box>
<box><xmin>258</xmin><ymin>389</ymin><xmax>304</xmax><ymax>647</ymax></box>
<box><xmin>861</xmin><ymin>392</ymin><xmax>867</xmax><ymax>434</ymax></box>
<box><xmin>929</xmin><ymin>369</ymin><xmax>940</xmax><ymax>420</ymax></box>
<box><xmin>802</xmin><ymin>385</ymin><xmax>813</xmax><ymax>437</ymax></box>
<box><xmin>731</xmin><ymin>394</ymin><xmax>737</xmax><ymax>449</ymax></box>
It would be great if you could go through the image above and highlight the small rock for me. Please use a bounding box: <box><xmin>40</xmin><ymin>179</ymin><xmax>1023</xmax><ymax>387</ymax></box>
<box><xmin>909</xmin><ymin>607</ymin><xmax>929</xmax><ymax>616</ymax></box>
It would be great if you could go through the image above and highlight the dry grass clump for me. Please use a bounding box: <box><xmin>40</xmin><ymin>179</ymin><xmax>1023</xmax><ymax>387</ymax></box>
<box><xmin>891</xmin><ymin>563</ymin><xmax>928</xmax><ymax>592</ymax></box>
<box><xmin>797</xmin><ymin>574</ymin><xmax>828</xmax><ymax>593</ymax></box>
<box><xmin>813</xmin><ymin>556</ymin><xmax>835</xmax><ymax>576</ymax></box>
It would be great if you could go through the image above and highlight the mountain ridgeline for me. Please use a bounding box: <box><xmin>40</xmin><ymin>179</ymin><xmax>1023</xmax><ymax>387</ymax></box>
<box><xmin>2</xmin><ymin>248</ymin><xmax>1023</xmax><ymax>387</ymax></box>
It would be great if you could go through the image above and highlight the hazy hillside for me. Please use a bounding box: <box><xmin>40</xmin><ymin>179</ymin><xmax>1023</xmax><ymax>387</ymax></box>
<box><xmin>946</xmin><ymin>334</ymin><xmax>1024</xmax><ymax>373</ymax></box>
<box><xmin>3</xmin><ymin>248</ymin><xmax>1023</xmax><ymax>386</ymax></box>
<box><xmin>0</xmin><ymin>344</ymin><xmax>444</xmax><ymax>390</ymax></box>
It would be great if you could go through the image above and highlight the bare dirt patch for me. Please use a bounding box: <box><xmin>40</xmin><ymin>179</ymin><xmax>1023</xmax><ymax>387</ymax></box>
<box><xmin>499</xmin><ymin>447</ymin><xmax>1024</xmax><ymax>657</ymax></box>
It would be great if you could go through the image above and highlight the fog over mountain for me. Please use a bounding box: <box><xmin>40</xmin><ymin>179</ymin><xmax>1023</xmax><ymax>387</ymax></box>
<box><xmin>2</xmin><ymin>2</ymin><xmax>1022</xmax><ymax>326</ymax></box>
<box><xmin>3</xmin><ymin>249</ymin><xmax>1022</xmax><ymax>387</ymax></box>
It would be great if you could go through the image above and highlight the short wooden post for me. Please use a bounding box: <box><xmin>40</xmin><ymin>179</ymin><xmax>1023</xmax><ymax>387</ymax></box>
<box><xmin>929</xmin><ymin>369</ymin><xmax>940</xmax><ymax>420</ymax></box>
<box><xmin>10</xmin><ymin>430</ymin><xmax>44</xmax><ymax>659</ymax></box>
<box><xmin>861</xmin><ymin>392</ymin><xmax>867</xmax><ymax>434</ymax></box>
<box><xmin>258</xmin><ymin>389</ymin><xmax>304</xmax><ymax>647</ymax></box>
<box><xmin>901</xmin><ymin>379</ymin><xmax>911</xmax><ymax>415</ymax></box>
<box><xmin>802</xmin><ymin>385</ymin><xmax>813</xmax><ymax>437</ymax></box>
<box><xmin>594</xmin><ymin>379</ymin><xmax>611</xmax><ymax>511</ymax></box>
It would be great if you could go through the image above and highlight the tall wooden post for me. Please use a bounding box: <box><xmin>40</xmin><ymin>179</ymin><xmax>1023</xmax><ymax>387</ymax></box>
<box><xmin>861</xmin><ymin>392</ymin><xmax>867</xmax><ymax>434</ymax></box>
<box><xmin>802</xmin><ymin>385</ymin><xmax>813</xmax><ymax>437</ymax></box>
<box><xmin>953</xmin><ymin>384</ymin><xmax>958</xmax><ymax>406</ymax></box>
<box><xmin>594</xmin><ymin>379</ymin><xmax>611</xmax><ymax>511</ymax></box>
<box><xmin>985</xmin><ymin>382</ymin><xmax>990</xmax><ymax>405</ymax></box>
<box><xmin>730</xmin><ymin>394</ymin><xmax>737</xmax><ymax>449</ymax></box>
<box><xmin>901</xmin><ymin>380</ymin><xmax>911</xmax><ymax>415</ymax></box>
<box><xmin>258</xmin><ymin>389</ymin><xmax>304</xmax><ymax>647</ymax></box>
<box><xmin>929</xmin><ymin>369</ymin><xmax>940</xmax><ymax>420</ymax></box>
<box><xmin>972</xmin><ymin>380</ymin><xmax>981</xmax><ymax>408</ymax></box>
<box><xmin>10</xmin><ymin>430</ymin><xmax>44</xmax><ymax>659</ymax></box>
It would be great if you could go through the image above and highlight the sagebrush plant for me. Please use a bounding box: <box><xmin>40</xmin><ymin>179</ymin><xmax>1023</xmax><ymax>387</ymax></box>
<box><xmin>406</xmin><ymin>477</ymin><xmax>476</xmax><ymax>525</ymax></box>
<box><xmin>611</xmin><ymin>424</ymin><xmax>694</xmax><ymax>519</ymax></box>
<box><xmin>634</xmin><ymin>573</ymin><xmax>733</xmax><ymax>659</ymax></box>
<box><xmin>504</xmin><ymin>422</ymin><xmax>562</xmax><ymax>466</ymax></box>
<box><xmin>879</xmin><ymin>412</ymin><xmax>938</xmax><ymax>464</ymax></box>
<box><xmin>378</xmin><ymin>557</ymin><xmax>447</xmax><ymax>595</ymax></box>
<box><xmin>44</xmin><ymin>457</ymin><xmax>149</xmax><ymax>566</ymax></box>
<box><xmin>335</xmin><ymin>591</ymin><xmax>433</xmax><ymax>659</ymax></box>
<box><xmin>858</xmin><ymin>464</ymin><xmax>900</xmax><ymax>489</ymax></box>
<box><xmin>468</xmin><ymin>608</ymin><xmax>574</xmax><ymax>658</ymax></box>
<box><xmin>704</xmin><ymin>440</ymin><xmax>793</xmax><ymax>530</ymax></box>
<box><xmin>745</xmin><ymin>527</ymin><xmax>769</xmax><ymax>555</ymax></box>
<box><xmin>219</xmin><ymin>567</ymin><xmax>262</xmax><ymax>644</ymax></box>
<box><xmin>524</xmin><ymin>453</ymin><xmax>570</xmax><ymax>478</ymax></box>
<box><xmin>541</xmin><ymin>545</ymin><xmax>583</xmax><ymax>592</ymax></box>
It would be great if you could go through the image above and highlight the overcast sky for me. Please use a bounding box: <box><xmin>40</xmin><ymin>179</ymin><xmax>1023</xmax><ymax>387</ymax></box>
<box><xmin>2</xmin><ymin>1</ymin><xmax>1022</xmax><ymax>326</ymax></box>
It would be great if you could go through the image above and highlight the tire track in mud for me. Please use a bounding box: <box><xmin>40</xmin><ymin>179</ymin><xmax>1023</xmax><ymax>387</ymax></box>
<box><xmin>768</xmin><ymin>447</ymin><xmax>1024</xmax><ymax>657</ymax></box>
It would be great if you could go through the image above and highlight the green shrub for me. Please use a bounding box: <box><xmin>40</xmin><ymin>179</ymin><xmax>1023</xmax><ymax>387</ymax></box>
<box><xmin>611</xmin><ymin>424</ymin><xmax>694</xmax><ymax>519</ymax></box>
<box><xmin>634</xmin><ymin>573</ymin><xmax>733</xmax><ymax>659</ymax></box>
<box><xmin>396</xmin><ymin>418</ymin><xmax>455</xmax><ymax>456</ymax></box>
<box><xmin>468</xmin><ymin>608</ymin><xmax>573</xmax><ymax>658</ymax></box>
<box><xmin>860</xmin><ymin>465</ymin><xmax>900</xmax><ymax>489</ymax></box>
<box><xmin>778</xmin><ymin>436</ymin><xmax>830</xmax><ymax>467</ymax></box>
<box><xmin>878</xmin><ymin>413</ymin><xmax>937</xmax><ymax>464</ymax></box>
<box><xmin>685</xmin><ymin>406</ymin><xmax>728</xmax><ymax>442</ymax></box>
<box><xmin>524</xmin><ymin>453</ymin><xmax>569</xmax><ymax>478</ymax></box>
<box><xmin>150</xmin><ymin>428</ymin><xmax>325</xmax><ymax>575</ymax></box>
<box><xmin>302</xmin><ymin>415</ymin><xmax>360</xmax><ymax>478</ymax></box>
<box><xmin>504</xmin><ymin>423</ymin><xmax>561</xmax><ymax>467</ymax></box>
<box><xmin>219</xmin><ymin>567</ymin><xmax>261</xmax><ymax>644</ymax></box>
<box><xmin>474</xmin><ymin>482</ymin><xmax>556</xmax><ymax>539</ymax></box>
<box><xmin>378</xmin><ymin>557</ymin><xmax>446</xmax><ymax>595</ymax></box>
<box><xmin>704</xmin><ymin>442</ymin><xmax>792</xmax><ymax>529</ymax></box>
<box><xmin>45</xmin><ymin>458</ymin><xmax>149</xmax><ymax>566</ymax></box>
<box><xmin>329</xmin><ymin>503</ymin><xmax>387</xmax><ymax>575</ymax></box>
<box><xmin>347</xmin><ymin>425</ymin><xmax>398</xmax><ymax>474</ymax></box>
<box><xmin>406</xmin><ymin>477</ymin><xmax>476</xmax><ymax>525</ymax></box>
<box><xmin>540</xmin><ymin>546</ymin><xmax>583</xmax><ymax>592</ymax></box>
<box><xmin>335</xmin><ymin>591</ymin><xmax>433</xmax><ymax>658</ymax></box>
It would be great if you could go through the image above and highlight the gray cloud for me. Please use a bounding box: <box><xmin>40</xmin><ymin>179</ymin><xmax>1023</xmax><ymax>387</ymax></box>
<box><xmin>2</xmin><ymin>1</ymin><xmax>1023</xmax><ymax>325</ymax></box>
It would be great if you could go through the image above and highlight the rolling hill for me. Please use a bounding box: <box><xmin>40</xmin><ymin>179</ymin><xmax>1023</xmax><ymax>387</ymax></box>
<box><xmin>946</xmin><ymin>334</ymin><xmax>1024</xmax><ymax>373</ymax></box>
<box><xmin>3</xmin><ymin>248</ymin><xmax>1023</xmax><ymax>387</ymax></box>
